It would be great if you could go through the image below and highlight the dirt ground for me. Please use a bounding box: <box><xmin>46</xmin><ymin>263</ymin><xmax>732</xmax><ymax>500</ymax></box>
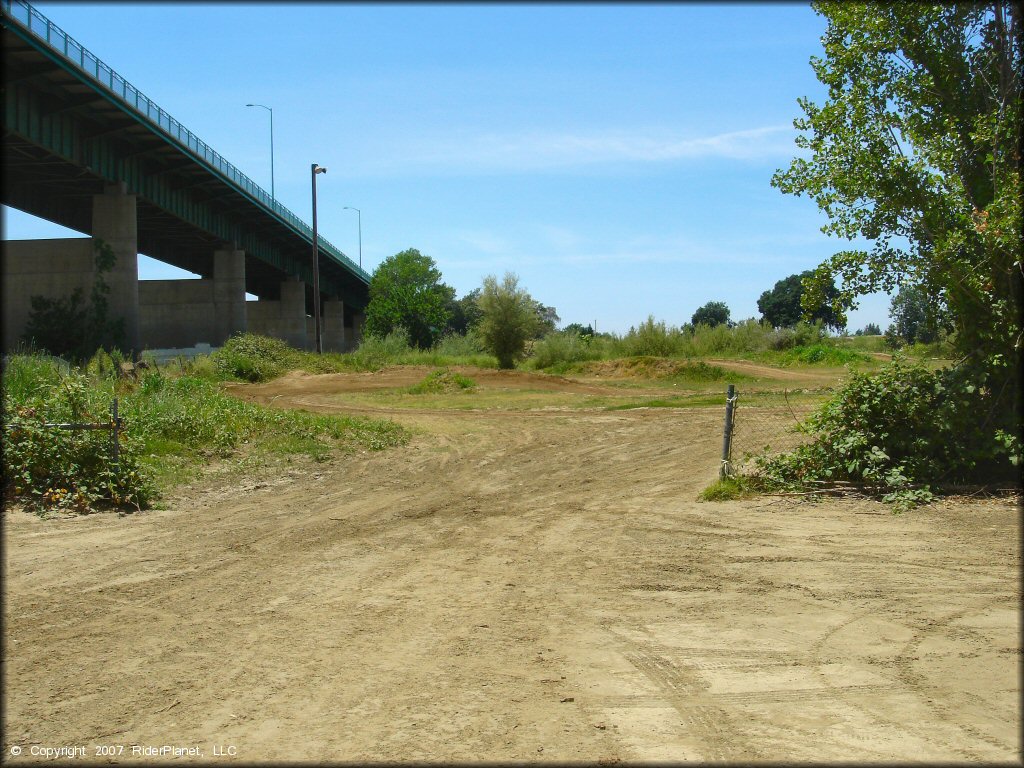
<box><xmin>3</xmin><ymin>368</ymin><xmax>1020</xmax><ymax>763</ymax></box>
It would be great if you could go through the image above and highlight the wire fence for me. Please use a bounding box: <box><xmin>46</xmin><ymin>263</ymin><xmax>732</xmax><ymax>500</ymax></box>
<box><xmin>721</xmin><ymin>387</ymin><xmax>825</xmax><ymax>477</ymax></box>
<box><xmin>3</xmin><ymin>398</ymin><xmax>123</xmax><ymax>471</ymax></box>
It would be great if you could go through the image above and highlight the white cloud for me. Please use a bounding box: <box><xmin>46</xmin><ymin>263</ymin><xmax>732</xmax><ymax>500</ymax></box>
<box><xmin>358</xmin><ymin>124</ymin><xmax>795</xmax><ymax>176</ymax></box>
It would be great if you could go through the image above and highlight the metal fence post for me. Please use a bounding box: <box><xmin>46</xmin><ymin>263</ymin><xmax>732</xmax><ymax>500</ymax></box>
<box><xmin>110</xmin><ymin>398</ymin><xmax>120</xmax><ymax>471</ymax></box>
<box><xmin>720</xmin><ymin>384</ymin><xmax>736</xmax><ymax>478</ymax></box>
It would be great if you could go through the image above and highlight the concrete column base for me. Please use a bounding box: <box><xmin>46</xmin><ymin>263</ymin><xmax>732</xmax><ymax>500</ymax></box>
<box><xmin>92</xmin><ymin>182</ymin><xmax>140</xmax><ymax>353</ymax></box>
<box><xmin>213</xmin><ymin>248</ymin><xmax>247</xmax><ymax>345</ymax></box>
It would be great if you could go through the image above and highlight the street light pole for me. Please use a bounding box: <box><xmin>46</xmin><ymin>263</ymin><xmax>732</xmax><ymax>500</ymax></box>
<box><xmin>311</xmin><ymin>163</ymin><xmax>328</xmax><ymax>353</ymax></box>
<box><xmin>343</xmin><ymin>206</ymin><xmax>362</xmax><ymax>270</ymax></box>
<box><xmin>246</xmin><ymin>103</ymin><xmax>274</xmax><ymax>204</ymax></box>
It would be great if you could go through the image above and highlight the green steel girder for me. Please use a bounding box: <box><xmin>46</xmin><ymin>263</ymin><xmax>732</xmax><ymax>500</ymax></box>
<box><xmin>2</xmin><ymin>10</ymin><xmax>368</xmax><ymax>309</ymax></box>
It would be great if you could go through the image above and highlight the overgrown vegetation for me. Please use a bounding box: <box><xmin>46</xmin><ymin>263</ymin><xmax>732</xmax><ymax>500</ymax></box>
<box><xmin>749</xmin><ymin>359</ymin><xmax>1021</xmax><ymax>511</ymax></box>
<box><xmin>770</xmin><ymin>2</ymin><xmax>1022</xmax><ymax>501</ymax></box>
<box><xmin>525</xmin><ymin>318</ymin><xmax>873</xmax><ymax>372</ymax></box>
<box><xmin>1</xmin><ymin>350</ymin><xmax>408</xmax><ymax>516</ymax></box>
<box><xmin>407</xmin><ymin>368</ymin><xmax>476</xmax><ymax>394</ymax></box>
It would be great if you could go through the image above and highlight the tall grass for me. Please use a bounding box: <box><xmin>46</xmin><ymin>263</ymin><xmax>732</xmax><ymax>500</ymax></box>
<box><xmin>525</xmin><ymin>318</ymin><xmax>869</xmax><ymax>371</ymax></box>
<box><xmin>2</xmin><ymin>351</ymin><xmax>408</xmax><ymax>514</ymax></box>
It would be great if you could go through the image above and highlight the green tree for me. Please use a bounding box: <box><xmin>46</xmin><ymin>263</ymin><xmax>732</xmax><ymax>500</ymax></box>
<box><xmin>886</xmin><ymin>283</ymin><xmax>950</xmax><ymax>346</ymax></box>
<box><xmin>757</xmin><ymin>270</ymin><xmax>847</xmax><ymax>330</ymax></box>
<box><xmin>444</xmin><ymin>288</ymin><xmax>483</xmax><ymax>336</ymax></box>
<box><xmin>365</xmin><ymin>248</ymin><xmax>454</xmax><ymax>349</ymax></box>
<box><xmin>532</xmin><ymin>302</ymin><xmax>560</xmax><ymax>338</ymax></box>
<box><xmin>563</xmin><ymin>322</ymin><xmax>595</xmax><ymax>337</ymax></box>
<box><xmin>771</xmin><ymin>2</ymin><xmax>1021</xmax><ymax>411</ymax></box>
<box><xmin>861</xmin><ymin>322</ymin><xmax>882</xmax><ymax>336</ymax></box>
<box><xmin>690</xmin><ymin>301</ymin><xmax>731</xmax><ymax>328</ymax></box>
<box><xmin>477</xmin><ymin>273</ymin><xmax>540</xmax><ymax>369</ymax></box>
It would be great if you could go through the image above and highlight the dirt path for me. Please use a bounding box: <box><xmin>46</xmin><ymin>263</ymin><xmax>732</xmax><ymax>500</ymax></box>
<box><xmin>3</xmin><ymin>370</ymin><xmax>1019</xmax><ymax>763</ymax></box>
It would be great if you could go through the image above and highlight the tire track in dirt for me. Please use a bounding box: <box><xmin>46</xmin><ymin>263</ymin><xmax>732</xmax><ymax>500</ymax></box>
<box><xmin>3</xmin><ymin>370</ymin><xmax>1019</xmax><ymax>762</ymax></box>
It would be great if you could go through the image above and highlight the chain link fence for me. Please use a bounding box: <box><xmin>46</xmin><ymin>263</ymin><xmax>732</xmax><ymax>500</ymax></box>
<box><xmin>721</xmin><ymin>387</ymin><xmax>826</xmax><ymax>477</ymax></box>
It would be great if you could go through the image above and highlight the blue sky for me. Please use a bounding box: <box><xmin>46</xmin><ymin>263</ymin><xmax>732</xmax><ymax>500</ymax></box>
<box><xmin>2</xmin><ymin>2</ymin><xmax>892</xmax><ymax>334</ymax></box>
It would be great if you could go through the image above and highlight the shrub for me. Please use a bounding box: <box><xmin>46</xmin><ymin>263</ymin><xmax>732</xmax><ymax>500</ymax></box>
<box><xmin>2</xmin><ymin>361</ymin><xmax>154</xmax><ymax>513</ymax></box>
<box><xmin>407</xmin><ymin>368</ymin><xmax>476</xmax><ymax>394</ymax></box>
<box><xmin>211</xmin><ymin>333</ymin><xmax>298</xmax><ymax>382</ymax></box>
<box><xmin>622</xmin><ymin>316</ymin><xmax>686</xmax><ymax>357</ymax></box>
<box><xmin>349</xmin><ymin>328</ymin><xmax>413</xmax><ymax>370</ymax></box>
<box><xmin>433</xmin><ymin>329</ymin><xmax>487</xmax><ymax>357</ymax></box>
<box><xmin>477</xmin><ymin>273</ymin><xmax>540</xmax><ymax>369</ymax></box>
<box><xmin>776</xmin><ymin>344</ymin><xmax>871</xmax><ymax>366</ymax></box>
<box><xmin>530</xmin><ymin>331</ymin><xmax>606</xmax><ymax>370</ymax></box>
<box><xmin>753</xmin><ymin>358</ymin><xmax>1021</xmax><ymax>509</ymax></box>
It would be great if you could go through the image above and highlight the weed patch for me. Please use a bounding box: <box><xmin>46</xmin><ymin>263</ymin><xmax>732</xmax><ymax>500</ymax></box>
<box><xmin>2</xmin><ymin>352</ymin><xmax>409</xmax><ymax>515</ymax></box>
<box><xmin>407</xmin><ymin>369</ymin><xmax>476</xmax><ymax>394</ymax></box>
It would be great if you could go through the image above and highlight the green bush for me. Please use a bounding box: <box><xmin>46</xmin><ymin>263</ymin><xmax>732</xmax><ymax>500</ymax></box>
<box><xmin>753</xmin><ymin>358</ymin><xmax>1021</xmax><ymax>509</ymax></box>
<box><xmin>348</xmin><ymin>328</ymin><xmax>414</xmax><ymax>370</ymax></box>
<box><xmin>622</xmin><ymin>316</ymin><xmax>687</xmax><ymax>357</ymax></box>
<box><xmin>433</xmin><ymin>329</ymin><xmax>487</xmax><ymax>358</ymax></box>
<box><xmin>2</xmin><ymin>360</ymin><xmax>154</xmax><ymax>513</ymax></box>
<box><xmin>2</xmin><ymin>351</ymin><xmax>410</xmax><ymax>515</ymax></box>
<box><xmin>211</xmin><ymin>333</ymin><xmax>299</xmax><ymax>382</ymax></box>
<box><xmin>407</xmin><ymin>368</ymin><xmax>476</xmax><ymax>394</ymax></box>
<box><xmin>530</xmin><ymin>331</ymin><xmax>607</xmax><ymax>370</ymax></box>
<box><xmin>775</xmin><ymin>343</ymin><xmax>871</xmax><ymax>366</ymax></box>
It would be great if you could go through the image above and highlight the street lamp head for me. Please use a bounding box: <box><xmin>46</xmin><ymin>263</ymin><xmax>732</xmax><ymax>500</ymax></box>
<box><xmin>313</xmin><ymin>165</ymin><xmax>327</xmax><ymax>175</ymax></box>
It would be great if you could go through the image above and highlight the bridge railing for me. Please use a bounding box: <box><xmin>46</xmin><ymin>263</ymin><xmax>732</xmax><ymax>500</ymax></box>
<box><xmin>2</xmin><ymin>0</ymin><xmax>369</xmax><ymax>284</ymax></box>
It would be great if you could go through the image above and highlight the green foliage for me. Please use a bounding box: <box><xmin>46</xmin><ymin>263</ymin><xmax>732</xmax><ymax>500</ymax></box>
<box><xmin>563</xmin><ymin>323</ymin><xmax>595</xmax><ymax>337</ymax></box>
<box><xmin>2</xmin><ymin>359</ymin><xmax>154</xmax><ymax>514</ymax></box>
<box><xmin>690</xmin><ymin>301</ymin><xmax>731</xmax><ymax>328</ymax></box>
<box><xmin>772</xmin><ymin>2</ymin><xmax>1021</xmax><ymax>431</ymax></box>
<box><xmin>407</xmin><ymin>368</ymin><xmax>476</xmax><ymax>394</ymax></box>
<box><xmin>698</xmin><ymin>475</ymin><xmax>754</xmax><ymax>502</ymax></box>
<box><xmin>886</xmin><ymin>283</ymin><xmax>951</xmax><ymax>347</ymax></box>
<box><xmin>126</xmin><ymin>374</ymin><xmax>408</xmax><ymax>457</ymax></box>
<box><xmin>860</xmin><ymin>323</ymin><xmax>882</xmax><ymax>336</ymax></box>
<box><xmin>433</xmin><ymin>329</ymin><xmax>487</xmax><ymax>358</ymax></box>
<box><xmin>775</xmin><ymin>343</ymin><xmax>870</xmax><ymax>367</ymax></box>
<box><xmin>529</xmin><ymin>330</ymin><xmax>608</xmax><ymax>370</ymax></box>
<box><xmin>444</xmin><ymin>289</ymin><xmax>483</xmax><ymax>336</ymax></box>
<box><xmin>753</xmin><ymin>359</ymin><xmax>1021</xmax><ymax>509</ymax></box>
<box><xmin>211</xmin><ymin>333</ymin><xmax>299</xmax><ymax>382</ymax></box>
<box><xmin>623</xmin><ymin>316</ymin><xmax>688</xmax><ymax>357</ymax></box>
<box><xmin>758</xmin><ymin>270</ymin><xmax>848</xmax><ymax>330</ymax></box>
<box><xmin>477</xmin><ymin>273</ymin><xmax>541</xmax><ymax>369</ymax></box>
<box><xmin>348</xmin><ymin>328</ymin><xmax>414</xmax><ymax>371</ymax></box>
<box><xmin>2</xmin><ymin>350</ymin><xmax>410</xmax><ymax>515</ymax></box>
<box><xmin>532</xmin><ymin>302</ymin><xmax>560</xmax><ymax>338</ymax></box>
<box><xmin>21</xmin><ymin>239</ymin><xmax>126</xmax><ymax>362</ymax></box>
<box><xmin>365</xmin><ymin>248</ymin><xmax>454</xmax><ymax>348</ymax></box>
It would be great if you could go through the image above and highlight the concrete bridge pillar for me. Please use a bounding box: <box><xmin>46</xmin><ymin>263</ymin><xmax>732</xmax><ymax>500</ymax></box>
<box><xmin>213</xmin><ymin>248</ymin><xmax>247</xmax><ymax>345</ymax></box>
<box><xmin>279</xmin><ymin>278</ymin><xmax>309</xmax><ymax>350</ymax></box>
<box><xmin>322</xmin><ymin>298</ymin><xmax>346</xmax><ymax>352</ymax></box>
<box><xmin>92</xmin><ymin>182</ymin><xmax>140</xmax><ymax>353</ymax></box>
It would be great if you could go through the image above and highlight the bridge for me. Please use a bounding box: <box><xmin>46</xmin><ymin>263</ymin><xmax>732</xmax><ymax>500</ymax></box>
<box><xmin>2</xmin><ymin>0</ymin><xmax>370</xmax><ymax>354</ymax></box>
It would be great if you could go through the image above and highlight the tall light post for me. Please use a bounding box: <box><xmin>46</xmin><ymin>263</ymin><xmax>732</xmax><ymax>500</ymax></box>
<box><xmin>343</xmin><ymin>206</ymin><xmax>362</xmax><ymax>270</ymax></box>
<box><xmin>311</xmin><ymin>163</ymin><xmax>328</xmax><ymax>354</ymax></box>
<box><xmin>245</xmin><ymin>103</ymin><xmax>274</xmax><ymax>203</ymax></box>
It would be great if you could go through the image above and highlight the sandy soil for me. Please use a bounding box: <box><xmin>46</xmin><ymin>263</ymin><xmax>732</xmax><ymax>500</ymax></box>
<box><xmin>3</xmin><ymin>368</ymin><xmax>1020</xmax><ymax>763</ymax></box>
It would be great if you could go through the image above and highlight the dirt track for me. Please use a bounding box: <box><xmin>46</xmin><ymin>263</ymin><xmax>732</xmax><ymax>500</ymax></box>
<box><xmin>3</xmin><ymin>369</ymin><xmax>1020</xmax><ymax>763</ymax></box>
